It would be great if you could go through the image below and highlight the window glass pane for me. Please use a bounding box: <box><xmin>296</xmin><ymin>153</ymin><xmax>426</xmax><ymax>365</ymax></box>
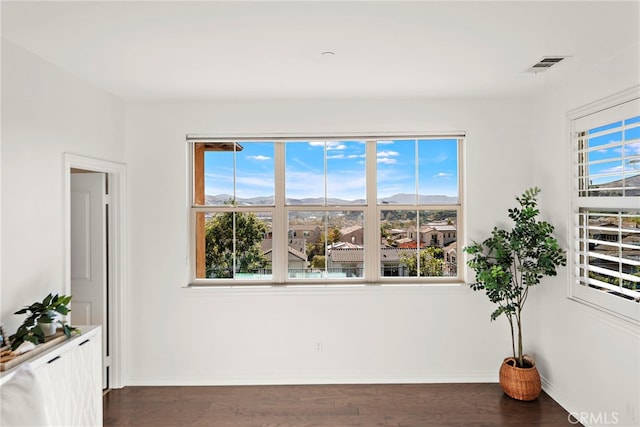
<box><xmin>625</xmin><ymin>125</ymin><xmax>640</xmax><ymax>140</ymax></box>
<box><xmin>327</xmin><ymin>211</ymin><xmax>365</xmax><ymax>278</ymax></box>
<box><xmin>581</xmin><ymin>210</ymin><xmax>640</xmax><ymax>300</ymax></box>
<box><xmin>203</xmin><ymin>143</ymin><xmax>235</xmax><ymax>206</ymax></box>
<box><xmin>380</xmin><ymin>210</ymin><xmax>457</xmax><ymax>277</ymax></box>
<box><xmin>588</xmin><ymin>160</ymin><xmax>623</xmax><ymax>185</ymax></box>
<box><xmin>236</xmin><ymin>142</ymin><xmax>274</xmax><ymax>205</ymax></box>
<box><xmin>587</xmin><ymin>131</ymin><xmax>622</xmax><ymax>151</ymax></box>
<box><xmin>287</xmin><ymin>211</ymin><xmax>321</xmax><ymax>278</ymax></box>
<box><xmin>621</xmin><ymin>213</ymin><xmax>640</xmax><ymax>293</ymax></box>
<box><xmin>199</xmin><ymin>211</ymin><xmax>272</xmax><ymax>280</ymax></box>
<box><xmin>202</xmin><ymin>142</ymin><xmax>274</xmax><ymax>206</ymax></box>
<box><xmin>288</xmin><ymin>210</ymin><xmax>364</xmax><ymax>279</ymax></box>
<box><xmin>285</xmin><ymin>141</ymin><xmax>325</xmax><ymax>204</ymax></box>
<box><xmin>624</xmin><ymin>116</ymin><xmax>640</xmax><ymax>126</ymax></box>
<box><xmin>327</xmin><ymin>140</ymin><xmax>366</xmax><ymax>204</ymax></box>
<box><xmin>579</xmin><ymin>116</ymin><xmax>640</xmax><ymax>197</ymax></box>
<box><xmin>589</xmin><ymin>122</ymin><xmax>622</xmax><ymax>136</ymax></box>
<box><xmin>588</xmin><ymin>146</ymin><xmax>620</xmax><ymax>162</ymax></box>
<box><xmin>377</xmin><ymin>140</ymin><xmax>416</xmax><ymax>203</ymax></box>
<box><xmin>417</xmin><ymin>139</ymin><xmax>459</xmax><ymax>204</ymax></box>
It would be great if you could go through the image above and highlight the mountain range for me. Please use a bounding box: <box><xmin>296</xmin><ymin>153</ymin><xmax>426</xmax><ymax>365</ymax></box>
<box><xmin>591</xmin><ymin>173</ymin><xmax>640</xmax><ymax>196</ymax></box>
<box><xmin>205</xmin><ymin>193</ymin><xmax>458</xmax><ymax>205</ymax></box>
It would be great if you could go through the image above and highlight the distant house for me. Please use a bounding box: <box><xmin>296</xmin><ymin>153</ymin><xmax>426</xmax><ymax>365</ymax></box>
<box><xmin>397</xmin><ymin>240</ymin><xmax>427</xmax><ymax>249</ymax></box>
<box><xmin>288</xmin><ymin>225</ymin><xmax>323</xmax><ymax>244</ymax></box>
<box><xmin>433</xmin><ymin>224</ymin><xmax>457</xmax><ymax>246</ymax></box>
<box><xmin>328</xmin><ymin>241</ymin><xmax>362</xmax><ymax>250</ymax></box>
<box><xmin>287</xmin><ymin>238</ymin><xmax>307</xmax><ymax>254</ymax></box>
<box><xmin>588</xmin><ymin>218</ymin><xmax>640</xmax><ymax>278</ymax></box>
<box><xmin>389</xmin><ymin>228</ymin><xmax>406</xmax><ymax>239</ymax></box>
<box><xmin>261</xmin><ymin>237</ymin><xmax>308</xmax><ymax>271</ymax></box>
<box><xmin>327</xmin><ymin>247</ymin><xmax>410</xmax><ymax>277</ymax></box>
<box><xmin>407</xmin><ymin>222</ymin><xmax>456</xmax><ymax>248</ymax></box>
<box><xmin>264</xmin><ymin>246</ymin><xmax>308</xmax><ymax>271</ymax></box>
<box><xmin>340</xmin><ymin>224</ymin><xmax>364</xmax><ymax>245</ymax></box>
<box><xmin>443</xmin><ymin>242</ymin><xmax>457</xmax><ymax>276</ymax></box>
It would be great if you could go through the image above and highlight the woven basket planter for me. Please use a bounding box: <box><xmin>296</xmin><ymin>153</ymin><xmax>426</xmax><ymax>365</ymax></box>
<box><xmin>499</xmin><ymin>355</ymin><xmax>541</xmax><ymax>401</ymax></box>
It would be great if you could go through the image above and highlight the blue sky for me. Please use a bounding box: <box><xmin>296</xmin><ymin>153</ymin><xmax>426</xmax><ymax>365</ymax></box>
<box><xmin>204</xmin><ymin>142</ymin><xmax>275</xmax><ymax>202</ymax></box>
<box><xmin>376</xmin><ymin>139</ymin><xmax>458</xmax><ymax>200</ymax></box>
<box><xmin>204</xmin><ymin>139</ymin><xmax>459</xmax><ymax>203</ymax></box>
<box><xmin>587</xmin><ymin>116</ymin><xmax>640</xmax><ymax>185</ymax></box>
<box><xmin>285</xmin><ymin>140</ymin><xmax>366</xmax><ymax>202</ymax></box>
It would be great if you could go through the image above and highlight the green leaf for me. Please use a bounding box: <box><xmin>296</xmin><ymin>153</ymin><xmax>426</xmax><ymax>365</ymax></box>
<box><xmin>43</xmin><ymin>294</ymin><xmax>53</xmax><ymax>306</ymax></box>
<box><xmin>55</xmin><ymin>306</ymin><xmax>69</xmax><ymax>315</ymax></box>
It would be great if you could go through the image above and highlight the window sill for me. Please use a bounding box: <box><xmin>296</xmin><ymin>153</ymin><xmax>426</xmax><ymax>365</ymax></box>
<box><xmin>183</xmin><ymin>281</ymin><xmax>470</xmax><ymax>296</ymax></box>
<box><xmin>568</xmin><ymin>288</ymin><xmax>640</xmax><ymax>335</ymax></box>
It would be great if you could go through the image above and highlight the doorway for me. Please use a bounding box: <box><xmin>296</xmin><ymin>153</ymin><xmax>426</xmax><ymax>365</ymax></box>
<box><xmin>65</xmin><ymin>154</ymin><xmax>126</xmax><ymax>390</ymax></box>
<box><xmin>70</xmin><ymin>170</ymin><xmax>108</xmax><ymax>388</ymax></box>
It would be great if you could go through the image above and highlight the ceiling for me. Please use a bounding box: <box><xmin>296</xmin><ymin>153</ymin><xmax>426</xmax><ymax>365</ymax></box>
<box><xmin>2</xmin><ymin>1</ymin><xmax>638</xmax><ymax>101</ymax></box>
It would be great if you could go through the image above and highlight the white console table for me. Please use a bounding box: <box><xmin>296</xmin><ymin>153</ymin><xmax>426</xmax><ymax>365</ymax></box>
<box><xmin>0</xmin><ymin>325</ymin><xmax>102</xmax><ymax>427</ymax></box>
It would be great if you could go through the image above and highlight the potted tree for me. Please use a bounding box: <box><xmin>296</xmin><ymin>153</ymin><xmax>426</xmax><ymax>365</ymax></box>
<box><xmin>464</xmin><ymin>187</ymin><xmax>566</xmax><ymax>401</ymax></box>
<box><xmin>9</xmin><ymin>293</ymin><xmax>79</xmax><ymax>351</ymax></box>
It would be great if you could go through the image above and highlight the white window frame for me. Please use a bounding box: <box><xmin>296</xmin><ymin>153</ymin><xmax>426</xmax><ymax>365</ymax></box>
<box><xmin>568</xmin><ymin>86</ymin><xmax>640</xmax><ymax>324</ymax></box>
<box><xmin>187</xmin><ymin>132</ymin><xmax>465</xmax><ymax>286</ymax></box>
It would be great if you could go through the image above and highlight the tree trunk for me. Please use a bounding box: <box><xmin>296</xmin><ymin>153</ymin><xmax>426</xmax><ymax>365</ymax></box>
<box><xmin>516</xmin><ymin>311</ymin><xmax>523</xmax><ymax>367</ymax></box>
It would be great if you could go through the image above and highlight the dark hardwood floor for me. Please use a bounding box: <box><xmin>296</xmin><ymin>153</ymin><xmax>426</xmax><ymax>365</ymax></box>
<box><xmin>103</xmin><ymin>383</ymin><xmax>580</xmax><ymax>427</ymax></box>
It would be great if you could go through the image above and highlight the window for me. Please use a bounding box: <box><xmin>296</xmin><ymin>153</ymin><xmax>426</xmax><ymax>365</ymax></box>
<box><xmin>188</xmin><ymin>134</ymin><xmax>464</xmax><ymax>285</ymax></box>
<box><xmin>571</xmin><ymin>89</ymin><xmax>640</xmax><ymax>322</ymax></box>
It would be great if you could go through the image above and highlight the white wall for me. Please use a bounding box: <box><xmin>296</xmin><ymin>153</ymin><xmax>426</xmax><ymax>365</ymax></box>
<box><xmin>124</xmin><ymin>97</ymin><xmax>533</xmax><ymax>385</ymax></box>
<box><xmin>0</xmin><ymin>39</ymin><xmax>125</xmax><ymax>334</ymax></box>
<box><xmin>531</xmin><ymin>43</ymin><xmax>640</xmax><ymax>426</ymax></box>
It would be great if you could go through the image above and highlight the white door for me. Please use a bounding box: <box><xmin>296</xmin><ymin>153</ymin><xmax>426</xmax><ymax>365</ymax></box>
<box><xmin>70</xmin><ymin>172</ymin><xmax>108</xmax><ymax>389</ymax></box>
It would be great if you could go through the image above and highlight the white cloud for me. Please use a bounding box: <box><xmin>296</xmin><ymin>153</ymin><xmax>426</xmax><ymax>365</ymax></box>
<box><xmin>247</xmin><ymin>155</ymin><xmax>271</xmax><ymax>161</ymax></box>
<box><xmin>604</xmin><ymin>143</ymin><xmax>639</xmax><ymax>159</ymax></box>
<box><xmin>307</xmin><ymin>141</ymin><xmax>347</xmax><ymax>150</ymax></box>
<box><xmin>377</xmin><ymin>158</ymin><xmax>397</xmax><ymax>165</ymax></box>
<box><xmin>377</xmin><ymin>150</ymin><xmax>400</xmax><ymax>158</ymax></box>
<box><xmin>327</xmin><ymin>154</ymin><xmax>344</xmax><ymax>159</ymax></box>
<box><xmin>434</xmin><ymin>172</ymin><xmax>453</xmax><ymax>178</ymax></box>
<box><xmin>348</xmin><ymin>154</ymin><xmax>366</xmax><ymax>159</ymax></box>
<box><xmin>596</xmin><ymin>165</ymin><xmax>624</xmax><ymax>174</ymax></box>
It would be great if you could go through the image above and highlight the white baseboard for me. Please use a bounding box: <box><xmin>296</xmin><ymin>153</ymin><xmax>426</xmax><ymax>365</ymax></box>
<box><xmin>541</xmin><ymin>375</ymin><xmax>581</xmax><ymax>426</ymax></box>
<box><xmin>126</xmin><ymin>372</ymin><xmax>498</xmax><ymax>387</ymax></box>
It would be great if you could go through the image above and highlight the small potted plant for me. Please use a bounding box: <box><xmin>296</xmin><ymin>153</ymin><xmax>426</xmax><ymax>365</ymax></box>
<box><xmin>9</xmin><ymin>293</ymin><xmax>79</xmax><ymax>351</ymax></box>
<box><xmin>464</xmin><ymin>187</ymin><xmax>566</xmax><ymax>401</ymax></box>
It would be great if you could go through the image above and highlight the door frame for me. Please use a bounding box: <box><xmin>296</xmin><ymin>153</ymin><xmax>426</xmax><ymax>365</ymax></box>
<box><xmin>64</xmin><ymin>153</ymin><xmax>126</xmax><ymax>389</ymax></box>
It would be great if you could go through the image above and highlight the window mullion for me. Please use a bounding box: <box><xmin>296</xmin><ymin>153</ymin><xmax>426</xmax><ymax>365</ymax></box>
<box><xmin>416</xmin><ymin>209</ymin><xmax>421</xmax><ymax>277</ymax></box>
<box><xmin>414</xmin><ymin>139</ymin><xmax>419</xmax><ymax>205</ymax></box>
<box><xmin>457</xmin><ymin>138</ymin><xmax>465</xmax><ymax>280</ymax></box>
<box><xmin>365</xmin><ymin>140</ymin><xmax>379</xmax><ymax>282</ymax></box>
<box><xmin>273</xmin><ymin>141</ymin><xmax>286</xmax><ymax>283</ymax></box>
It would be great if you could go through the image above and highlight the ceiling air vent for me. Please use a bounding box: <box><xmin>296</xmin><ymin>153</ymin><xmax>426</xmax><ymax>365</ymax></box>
<box><xmin>527</xmin><ymin>56</ymin><xmax>569</xmax><ymax>73</ymax></box>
